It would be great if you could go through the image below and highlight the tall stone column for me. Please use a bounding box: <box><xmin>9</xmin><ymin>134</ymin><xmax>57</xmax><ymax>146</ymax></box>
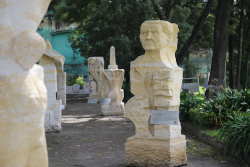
<box><xmin>101</xmin><ymin>46</ymin><xmax>125</xmax><ymax>115</ymax></box>
<box><xmin>125</xmin><ymin>20</ymin><xmax>187</xmax><ymax>167</ymax></box>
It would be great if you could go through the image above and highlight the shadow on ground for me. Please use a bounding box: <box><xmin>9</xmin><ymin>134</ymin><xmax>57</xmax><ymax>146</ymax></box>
<box><xmin>46</xmin><ymin>94</ymin><xmax>248</xmax><ymax>167</ymax></box>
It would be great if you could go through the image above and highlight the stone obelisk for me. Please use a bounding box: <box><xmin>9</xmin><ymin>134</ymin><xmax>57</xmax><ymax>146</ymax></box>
<box><xmin>100</xmin><ymin>46</ymin><xmax>125</xmax><ymax>115</ymax></box>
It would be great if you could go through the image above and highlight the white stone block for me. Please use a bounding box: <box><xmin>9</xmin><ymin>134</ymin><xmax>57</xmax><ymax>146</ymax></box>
<box><xmin>44</xmin><ymin>99</ymin><xmax>62</xmax><ymax>133</ymax></box>
<box><xmin>100</xmin><ymin>98</ymin><xmax>111</xmax><ymax>105</ymax></box>
<box><xmin>73</xmin><ymin>84</ymin><xmax>80</xmax><ymax>93</ymax></box>
<box><xmin>66</xmin><ymin>86</ymin><xmax>73</xmax><ymax>94</ymax></box>
<box><xmin>87</xmin><ymin>99</ymin><xmax>98</xmax><ymax>103</ymax></box>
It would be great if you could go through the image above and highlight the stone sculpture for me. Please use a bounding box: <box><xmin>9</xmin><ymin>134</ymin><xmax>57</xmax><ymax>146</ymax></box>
<box><xmin>0</xmin><ymin>0</ymin><xmax>51</xmax><ymax>166</ymax></box>
<box><xmin>88</xmin><ymin>57</ymin><xmax>104</xmax><ymax>101</ymax></box>
<box><xmin>101</xmin><ymin>46</ymin><xmax>125</xmax><ymax>115</ymax></box>
<box><xmin>39</xmin><ymin>40</ymin><xmax>66</xmax><ymax>133</ymax></box>
<box><xmin>125</xmin><ymin>20</ymin><xmax>187</xmax><ymax>167</ymax></box>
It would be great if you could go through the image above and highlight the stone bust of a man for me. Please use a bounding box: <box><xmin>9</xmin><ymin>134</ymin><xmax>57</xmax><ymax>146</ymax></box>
<box><xmin>130</xmin><ymin>20</ymin><xmax>181</xmax><ymax>110</ymax></box>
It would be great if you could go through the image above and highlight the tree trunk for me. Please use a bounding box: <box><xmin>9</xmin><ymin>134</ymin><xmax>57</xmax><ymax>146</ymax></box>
<box><xmin>151</xmin><ymin>0</ymin><xmax>167</xmax><ymax>20</ymax></box>
<box><xmin>176</xmin><ymin>0</ymin><xmax>214</xmax><ymax>65</ymax></box>
<box><xmin>229</xmin><ymin>35</ymin><xmax>235</xmax><ymax>89</ymax></box>
<box><xmin>125</xmin><ymin>71</ymin><xmax>130</xmax><ymax>84</ymax></box>
<box><xmin>236</xmin><ymin>5</ymin><xmax>244</xmax><ymax>89</ymax></box>
<box><xmin>165</xmin><ymin>0</ymin><xmax>175</xmax><ymax>20</ymax></box>
<box><xmin>243</xmin><ymin>48</ymin><xmax>249</xmax><ymax>88</ymax></box>
<box><xmin>208</xmin><ymin>0</ymin><xmax>231</xmax><ymax>88</ymax></box>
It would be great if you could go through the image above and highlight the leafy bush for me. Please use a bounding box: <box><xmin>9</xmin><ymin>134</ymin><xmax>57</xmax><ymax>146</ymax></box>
<box><xmin>66</xmin><ymin>74</ymin><xmax>85</xmax><ymax>89</ymax></box>
<box><xmin>179</xmin><ymin>91</ymin><xmax>205</xmax><ymax>121</ymax></box>
<box><xmin>219</xmin><ymin>112</ymin><xmax>250</xmax><ymax>160</ymax></box>
<box><xmin>66</xmin><ymin>73</ymin><xmax>79</xmax><ymax>86</ymax></box>
<box><xmin>239</xmin><ymin>88</ymin><xmax>250</xmax><ymax>112</ymax></box>
<box><xmin>75</xmin><ymin>76</ymin><xmax>85</xmax><ymax>89</ymax></box>
<box><xmin>194</xmin><ymin>88</ymin><xmax>250</xmax><ymax>126</ymax></box>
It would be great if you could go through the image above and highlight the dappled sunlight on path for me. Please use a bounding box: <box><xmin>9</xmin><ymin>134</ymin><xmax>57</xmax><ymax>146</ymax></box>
<box><xmin>46</xmin><ymin>94</ymin><xmax>248</xmax><ymax>167</ymax></box>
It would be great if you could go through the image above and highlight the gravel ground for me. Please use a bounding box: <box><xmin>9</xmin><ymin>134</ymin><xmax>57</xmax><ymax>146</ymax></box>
<box><xmin>46</xmin><ymin>94</ymin><xmax>248</xmax><ymax>167</ymax></box>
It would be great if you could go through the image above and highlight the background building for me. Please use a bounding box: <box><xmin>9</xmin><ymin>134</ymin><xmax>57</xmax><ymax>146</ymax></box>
<box><xmin>37</xmin><ymin>11</ymin><xmax>88</xmax><ymax>81</ymax></box>
<box><xmin>189</xmin><ymin>48</ymin><xmax>213</xmax><ymax>78</ymax></box>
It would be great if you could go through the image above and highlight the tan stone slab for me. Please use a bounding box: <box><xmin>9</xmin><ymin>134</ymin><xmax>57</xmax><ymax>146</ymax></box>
<box><xmin>125</xmin><ymin>137</ymin><xmax>187</xmax><ymax>167</ymax></box>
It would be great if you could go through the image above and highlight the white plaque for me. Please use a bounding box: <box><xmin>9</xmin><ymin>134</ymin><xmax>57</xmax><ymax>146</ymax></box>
<box><xmin>150</xmin><ymin>110</ymin><xmax>179</xmax><ymax>125</ymax></box>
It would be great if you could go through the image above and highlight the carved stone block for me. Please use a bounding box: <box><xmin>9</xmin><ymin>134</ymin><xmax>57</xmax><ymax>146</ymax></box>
<box><xmin>88</xmin><ymin>57</ymin><xmax>104</xmax><ymax>101</ymax></box>
<box><xmin>125</xmin><ymin>20</ymin><xmax>187</xmax><ymax>166</ymax></box>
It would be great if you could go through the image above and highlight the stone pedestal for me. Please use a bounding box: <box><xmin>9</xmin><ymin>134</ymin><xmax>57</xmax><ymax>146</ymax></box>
<box><xmin>44</xmin><ymin>99</ymin><xmax>62</xmax><ymax>133</ymax></box>
<box><xmin>87</xmin><ymin>99</ymin><xmax>98</xmax><ymax>103</ymax></box>
<box><xmin>101</xmin><ymin>102</ymin><xmax>125</xmax><ymax>116</ymax></box>
<box><xmin>125</xmin><ymin>136</ymin><xmax>187</xmax><ymax>167</ymax></box>
<box><xmin>100</xmin><ymin>98</ymin><xmax>111</xmax><ymax>105</ymax></box>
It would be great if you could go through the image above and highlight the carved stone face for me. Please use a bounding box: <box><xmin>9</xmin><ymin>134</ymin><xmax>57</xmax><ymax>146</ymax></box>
<box><xmin>89</xmin><ymin>58</ymin><xmax>96</xmax><ymax>64</ymax></box>
<box><xmin>140</xmin><ymin>23</ymin><xmax>169</xmax><ymax>50</ymax></box>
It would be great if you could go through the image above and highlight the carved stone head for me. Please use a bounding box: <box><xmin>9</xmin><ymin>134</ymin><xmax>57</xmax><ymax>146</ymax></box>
<box><xmin>140</xmin><ymin>20</ymin><xmax>173</xmax><ymax>51</ymax></box>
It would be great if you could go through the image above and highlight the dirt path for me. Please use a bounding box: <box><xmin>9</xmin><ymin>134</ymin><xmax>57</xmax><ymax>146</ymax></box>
<box><xmin>46</xmin><ymin>94</ymin><xmax>248</xmax><ymax>167</ymax></box>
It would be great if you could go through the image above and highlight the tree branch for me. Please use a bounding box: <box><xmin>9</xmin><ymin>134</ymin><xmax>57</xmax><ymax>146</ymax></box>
<box><xmin>151</xmin><ymin>0</ymin><xmax>167</xmax><ymax>20</ymax></box>
<box><xmin>165</xmin><ymin>0</ymin><xmax>174</xmax><ymax>20</ymax></box>
<box><xmin>176</xmin><ymin>0</ymin><xmax>214</xmax><ymax>65</ymax></box>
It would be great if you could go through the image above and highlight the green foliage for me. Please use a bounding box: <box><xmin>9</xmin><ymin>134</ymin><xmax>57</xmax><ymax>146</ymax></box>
<box><xmin>54</xmin><ymin>0</ymin><xmax>102</xmax><ymax>24</ymax></box>
<box><xmin>179</xmin><ymin>91</ymin><xmax>205</xmax><ymax>121</ymax></box>
<box><xmin>219</xmin><ymin>112</ymin><xmax>250</xmax><ymax>160</ymax></box>
<box><xmin>66</xmin><ymin>73</ymin><xmax>78</xmax><ymax>86</ymax></box>
<box><xmin>66</xmin><ymin>74</ymin><xmax>85</xmax><ymax>89</ymax></box>
<box><xmin>169</xmin><ymin>5</ymin><xmax>193</xmax><ymax>53</ymax></box>
<box><xmin>181</xmin><ymin>59</ymin><xmax>199</xmax><ymax>78</ymax></box>
<box><xmin>161</xmin><ymin>0</ymin><xmax>215</xmax><ymax>50</ymax></box>
<box><xmin>75</xmin><ymin>76</ymin><xmax>85</xmax><ymax>89</ymax></box>
<box><xmin>122</xmin><ymin>82</ymin><xmax>134</xmax><ymax>103</ymax></box>
<box><xmin>186</xmin><ymin>88</ymin><xmax>250</xmax><ymax>127</ymax></box>
<box><xmin>66</xmin><ymin>0</ymin><xmax>154</xmax><ymax>72</ymax></box>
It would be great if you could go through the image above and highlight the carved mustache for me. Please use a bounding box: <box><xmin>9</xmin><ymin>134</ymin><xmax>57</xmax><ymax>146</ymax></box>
<box><xmin>143</xmin><ymin>39</ymin><xmax>155</xmax><ymax>45</ymax></box>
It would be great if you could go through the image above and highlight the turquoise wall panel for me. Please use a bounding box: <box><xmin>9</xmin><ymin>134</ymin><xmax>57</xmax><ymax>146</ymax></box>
<box><xmin>37</xmin><ymin>26</ymin><xmax>88</xmax><ymax>79</ymax></box>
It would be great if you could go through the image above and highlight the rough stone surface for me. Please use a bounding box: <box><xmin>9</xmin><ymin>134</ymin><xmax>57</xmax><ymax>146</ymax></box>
<box><xmin>0</xmin><ymin>0</ymin><xmax>51</xmax><ymax>166</ymax></box>
<box><xmin>125</xmin><ymin>20</ymin><xmax>186</xmax><ymax>166</ymax></box>
<box><xmin>125</xmin><ymin>137</ymin><xmax>187</xmax><ymax>167</ymax></box>
<box><xmin>88</xmin><ymin>57</ymin><xmax>104</xmax><ymax>101</ymax></box>
<box><xmin>40</xmin><ymin>40</ymin><xmax>66</xmax><ymax>133</ymax></box>
<box><xmin>101</xmin><ymin>46</ymin><xmax>125</xmax><ymax>116</ymax></box>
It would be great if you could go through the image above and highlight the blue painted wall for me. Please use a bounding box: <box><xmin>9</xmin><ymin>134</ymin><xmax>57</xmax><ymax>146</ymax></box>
<box><xmin>37</xmin><ymin>25</ymin><xmax>88</xmax><ymax>80</ymax></box>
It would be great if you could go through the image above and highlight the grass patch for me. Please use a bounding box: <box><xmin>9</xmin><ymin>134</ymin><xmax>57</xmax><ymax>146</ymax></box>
<box><xmin>203</xmin><ymin>129</ymin><xmax>221</xmax><ymax>139</ymax></box>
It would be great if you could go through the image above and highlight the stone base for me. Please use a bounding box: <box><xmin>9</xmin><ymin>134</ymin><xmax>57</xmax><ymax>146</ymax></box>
<box><xmin>125</xmin><ymin>136</ymin><xmax>187</xmax><ymax>167</ymax></box>
<box><xmin>101</xmin><ymin>102</ymin><xmax>124</xmax><ymax>116</ymax></box>
<box><xmin>44</xmin><ymin>100</ymin><xmax>62</xmax><ymax>133</ymax></box>
<box><xmin>87</xmin><ymin>99</ymin><xmax>98</xmax><ymax>103</ymax></box>
<box><xmin>100</xmin><ymin>98</ymin><xmax>111</xmax><ymax>105</ymax></box>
